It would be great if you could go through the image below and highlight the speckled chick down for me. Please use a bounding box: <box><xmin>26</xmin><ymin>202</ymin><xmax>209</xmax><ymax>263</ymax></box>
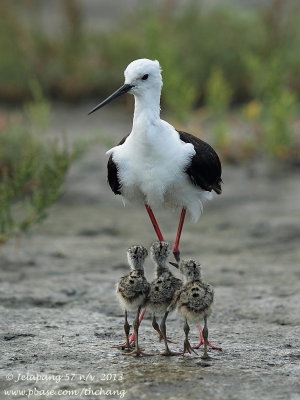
<box><xmin>176</xmin><ymin>260</ymin><xmax>214</xmax><ymax>323</ymax></box>
<box><xmin>146</xmin><ymin>242</ymin><xmax>182</xmax><ymax>316</ymax></box>
<box><xmin>116</xmin><ymin>245</ymin><xmax>150</xmax><ymax>311</ymax></box>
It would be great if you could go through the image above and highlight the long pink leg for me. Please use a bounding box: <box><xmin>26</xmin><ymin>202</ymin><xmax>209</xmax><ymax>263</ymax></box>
<box><xmin>114</xmin><ymin>207</ymin><xmax>163</xmax><ymax>350</ymax></box>
<box><xmin>112</xmin><ymin>308</ymin><xmax>146</xmax><ymax>349</ymax></box>
<box><xmin>127</xmin><ymin>308</ymin><xmax>146</xmax><ymax>344</ymax></box>
<box><xmin>126</xmin><ymin>205</ymin><xmax>164</xmax><ymax>345</ymax></box>
<box><xmin>125</xmin><ymin>206</ymin><xmax>164</xmax><ymax>347</ymax></box>
<box><xmin>144</xmin><ymin>204</ymin><xmax>164</xmax><ymax>241</ymax></box>
<box><xmin>172</xmin><ymin>207</ymin><xmax>186</xmax><ymax>262</ymax></box>
<box><xmin>193</xmin><ymin>324</ymin><xmax>222</xmax><ymax>350</ymax></box>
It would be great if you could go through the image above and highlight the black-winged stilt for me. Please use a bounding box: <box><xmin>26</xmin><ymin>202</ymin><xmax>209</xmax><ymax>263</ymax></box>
<box><xmin>146</xmin><ymin>241</ymin><xmax>182</xmax><ymax>356</ymax></box>
<box><xmin>89</xmin><ymin>58</ymin><xmax>222</xmax><ymax>261</ymax></box>
<box><xmin>114</xmin><ymin>245</ymin><xmax>150</xmax><ymax>356</ymax></box>
<box><xmin>172</xmin><ymin>259</ymin><xmax>221</xmax><ymax>358</ymax></box>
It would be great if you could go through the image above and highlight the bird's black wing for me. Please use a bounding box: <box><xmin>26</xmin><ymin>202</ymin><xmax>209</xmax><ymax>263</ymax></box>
<box><xmin>178</xmin><ymin>131</ymin><xmax>222</xmax><ymax>194</ymax></box>
<box><xmin>107</xmin><ymin>135</ymin><xmax>129</xmax><ymax>195</ymax></box>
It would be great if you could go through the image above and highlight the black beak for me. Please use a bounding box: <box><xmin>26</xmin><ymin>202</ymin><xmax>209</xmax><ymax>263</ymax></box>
<box><xmin>169</xmin><ymin>262</ymin><xmax>179</xmax><ymax>269</ymax></box>
<box><xmin>88</xmin><ymin>83</ymin><xmax>134</xmax><ymax>115</ymax></box>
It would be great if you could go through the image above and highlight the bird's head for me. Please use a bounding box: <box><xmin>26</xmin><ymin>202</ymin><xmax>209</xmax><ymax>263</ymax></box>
<box><xmin>179</xmin><ymin>259</ymin><xmax>201</xmax><ymax>281</ymax></box>
<box><xmin>124</xmin><ymin>58</ymin><xmax>162</xmax><ymax>96</ymax></box>
<box><xmin>127</xmin><ymin>244</ymin><xmax>148</xmax><ymax>271</ymax></box>
<box><xmin>150</xmin><ymin>241</ymin><xmax>170</xmax><ymax>267</ymax></box>
<box><xmin>88</xmin><ymin>59</ymin><xmax>162</xmax><ymax>115</ymax></box>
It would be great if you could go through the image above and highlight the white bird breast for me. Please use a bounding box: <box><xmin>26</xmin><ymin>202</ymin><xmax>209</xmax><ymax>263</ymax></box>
<box><xmin>106</xmin><ymin>121</ymin><xmax>212</xmax><ymax>221</ymax></box>
<box><xmin>116</xmin><ymin>291</ymin><xmax>147</xmax><ymax>311</ymax></box>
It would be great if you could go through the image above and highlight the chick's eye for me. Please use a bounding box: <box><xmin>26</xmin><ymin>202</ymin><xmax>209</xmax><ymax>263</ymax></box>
<box><xmin>141</xmin><ymin>74</ymin><xmax>149</xmax><ymax>80</ymax></box>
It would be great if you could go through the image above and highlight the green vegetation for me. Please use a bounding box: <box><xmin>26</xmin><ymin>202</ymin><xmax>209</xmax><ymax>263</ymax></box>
<box><xmin>0</xmin><ymin>84</ymin><xmax>86</xmax><ymax>243</ymax></box>
<box><xmin>0</xmin><ymin>0</ymin><xmax>299</xmax><ymax>241</ymax></box>
<box><xmin>1</xmin><ymin>1</ymin><xmax>300</xmax><ymax>102</ymax></box>
<box><xmin>206</xmin><ymin>67</ymin><xmax>232</xmax><ymax>154</ymax></box>
<box><xmin>1</xmin><ymin>0</ymin><xmax>299</xmax><ymax>162</ymax></box>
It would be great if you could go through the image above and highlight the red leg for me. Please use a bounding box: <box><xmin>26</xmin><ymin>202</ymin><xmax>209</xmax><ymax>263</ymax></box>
<box><xmin>128</xmin><ymin>308</ymin><xmax>146</xmax><ymax>344</ymax></box>
<box><xmin>193</xmin><ymin>324</ymin><xmax>222</xmax><ymax>351</ymax></box>
<box><xmin>144</xmin><ymin>204</ymin><xmax>164</xmax><ymax>242</ymax></box>
<box><xmin>172</xmin><ymin>207</ymin><xmax>186</xmax><ymax>262</ymax></box>
<box><xmin>112</xmin><ymin>309</ymin><xmax>146</xmax><ymax>349</ymax></box>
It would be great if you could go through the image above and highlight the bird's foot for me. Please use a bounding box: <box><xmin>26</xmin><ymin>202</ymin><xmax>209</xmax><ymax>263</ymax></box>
<box><xmin>128</xmin><ymin>332</ymin><xmax>137</xmax><ymax>345</ymax></box>
<box><xmin>193</xmin><ymin>339</ymin><xmax>222</xmax><ymax>351</ymax></box>
<box><xmin>201</xmin><ymin>351</ymin><xmax>212</xmax><ymax>360</ymax></box>
<box><xmin>156</xmin><ymin>341</ymin><xmax>181</xmax><ymax>356</ymax></box>
<box><xmin>159</xmin><ymin>349</ymin><xmax>182</xmax><ymax>357</ymax></box>
<box><xmin>150</xmin><ymin>344</ymin><xmax>181</xmax><ymax>357</ymax></box>
<box><xmin>158</xmin><ymin>333</ymin><xmax>176</xmax><ymax>344</ymax></box>
<box><xmin>183</xmin><ymin>339</ymin><xmax>198</xmax><ymax>355</ymax></box>
<box><xmin>111</xmin><ymin>334</ymin><xmax>136</xmax><ymax>351</ymax></box>
<box><xmin>125</xmin><ymin>347</ymin><xmax>149</xmax><ymax>357</ymax></box>
<box><xmin>111</xmin><ymin>342</ymin><xmax>134</xmax><ymax>351</ymax></box>
<box><xmin>112</xmin><ymin>332</ymin><xmax>136</xmax><ymax>349</ymax></box>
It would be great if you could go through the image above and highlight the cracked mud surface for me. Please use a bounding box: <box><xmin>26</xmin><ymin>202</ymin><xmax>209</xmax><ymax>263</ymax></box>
<box><xmin>1</xmin><ymin>105</ymin><xmax>300</xmax><ymax>400</ymax></box>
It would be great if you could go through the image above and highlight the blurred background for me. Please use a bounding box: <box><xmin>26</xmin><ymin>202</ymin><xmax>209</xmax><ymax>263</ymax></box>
<box><xmin>0</xmin><ymin>0</ymin><xmax>300</xmax><ymax>240</ymax></box>
<box><xmin>1</xmin><ymin>4</ymin><xmax>300</xmax><ymax>398</ymax></box>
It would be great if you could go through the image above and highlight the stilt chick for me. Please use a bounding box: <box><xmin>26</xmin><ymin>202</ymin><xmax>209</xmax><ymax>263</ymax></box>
<box><xmin>115</xmin><ymin>245</ymin><xmax>150</xmax><ymax>356</ymax></box>
<box><xmin>146</xmin><ymin>242</ymin><xmax>182</xmax><ymax>356</ymax></box>
<box><xmin>175</xmin><ymin>260</ymin><xmax>217</xmax><ymax>359</ymax></box>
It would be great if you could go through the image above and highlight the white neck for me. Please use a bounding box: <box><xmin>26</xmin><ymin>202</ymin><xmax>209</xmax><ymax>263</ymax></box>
<box><xmin>132</xmin><ymin>90</ymin><xmax>161</xmax><ymax>131</ymax></box>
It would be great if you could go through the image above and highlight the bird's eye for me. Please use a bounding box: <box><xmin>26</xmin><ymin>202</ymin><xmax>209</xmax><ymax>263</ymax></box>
<box><xmin>141</xmin><ymin>74</ymin><xmax>149</xmax><ymax>80</ymax></box>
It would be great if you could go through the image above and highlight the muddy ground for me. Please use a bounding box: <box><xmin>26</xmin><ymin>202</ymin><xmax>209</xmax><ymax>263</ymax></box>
<box><xmin>1</xmin><ymin>104</ymin><xmax>300</xmax><ymax>400</ymax></box>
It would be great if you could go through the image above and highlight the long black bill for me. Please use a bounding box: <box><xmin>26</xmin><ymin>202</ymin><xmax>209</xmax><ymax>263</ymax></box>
<box><xmin>88</xmin><ymin>83</ymin><xmax>133</xmax><ymax>115</ymax></box>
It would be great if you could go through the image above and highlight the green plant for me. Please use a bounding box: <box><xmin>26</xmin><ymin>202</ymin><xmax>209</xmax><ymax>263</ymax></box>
<box><xmin>0</xmin><ymin>84</ymin><xmax>87</xmax><ymax>243</ymax></box>
<box><xmin>0</xmin><ymin>0</ymin><xmax>299</xmax><ymax>163</ymax></box>
<box><xmin>205</xmin><ymin>67</ymin><xmax>232</xmax><ymax>151</ymax></box>
<box><xmin>1</xmin><ymin>0</ymin><xmax>300</xmax><ymax>106</ymax></box>
<box><xmin>243</xmin><ymin>52</ymin><xmax>297</xmax><ymax>159</ymax></box>
<box><xmin>261</xmin><ymin>89</ymin><xmax>296</xmax><ymax>159</ymax></box>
